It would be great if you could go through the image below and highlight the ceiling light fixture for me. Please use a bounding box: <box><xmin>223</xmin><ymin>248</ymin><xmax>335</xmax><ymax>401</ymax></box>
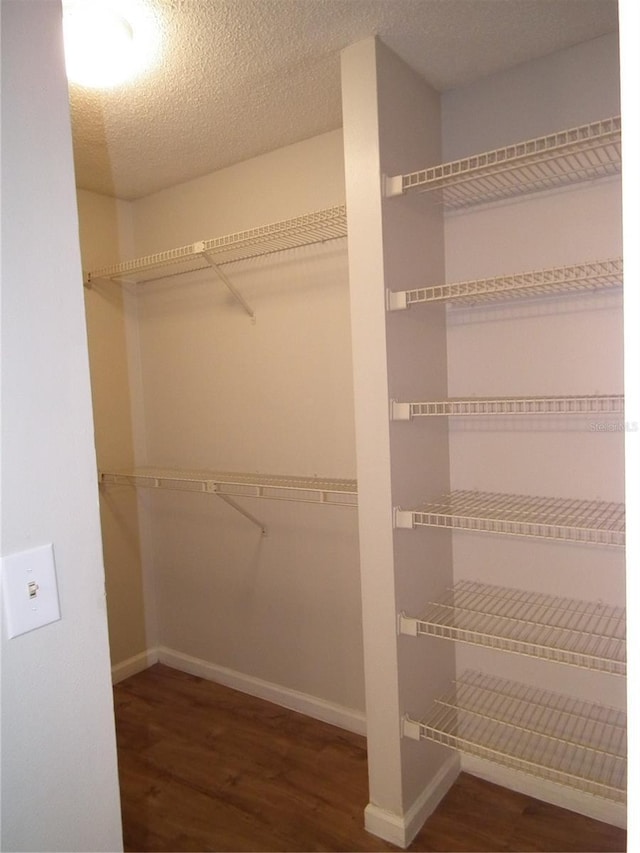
<box><xmin>62</xmin><ymin>0</ymin><xmax>158</xmax><ymax>89</ymax></box>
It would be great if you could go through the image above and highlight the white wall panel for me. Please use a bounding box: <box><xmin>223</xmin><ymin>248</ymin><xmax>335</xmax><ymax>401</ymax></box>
<box><xmin>121</xmin><ymin>131</ymin><xmax>362</xmax><ymax>711</ymax></box>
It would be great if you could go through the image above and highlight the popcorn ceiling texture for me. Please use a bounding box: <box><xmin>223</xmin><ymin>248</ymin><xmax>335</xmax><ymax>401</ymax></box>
<box><xmin>68</xmin><ymin>0</ymin><xmax>618</xmax><ymax>201</ymax></box>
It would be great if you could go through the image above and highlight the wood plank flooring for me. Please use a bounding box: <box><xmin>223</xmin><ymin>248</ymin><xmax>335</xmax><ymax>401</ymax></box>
<box><xmin>114</xmin><ymin>664</ymin><xmax>626</xmax><ymax>852</ymax></box>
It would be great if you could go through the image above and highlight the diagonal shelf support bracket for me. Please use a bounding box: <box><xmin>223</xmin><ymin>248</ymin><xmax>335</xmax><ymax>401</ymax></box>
<box><xmin>199</xmin><ymin>245</ymin><xmax>255</xmax><ymax>320</ymax></box>
<box><xmin>215</xmin><ymin>493</ymin><xmax>267</xmax><ymax>536</ymax></box>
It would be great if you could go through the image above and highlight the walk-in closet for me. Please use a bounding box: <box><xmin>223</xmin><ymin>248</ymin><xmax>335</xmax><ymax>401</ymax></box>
<box><xmin>76</xmin><ymin>10</ymin><xmax>627</xmax><ymax>849</ymax></box>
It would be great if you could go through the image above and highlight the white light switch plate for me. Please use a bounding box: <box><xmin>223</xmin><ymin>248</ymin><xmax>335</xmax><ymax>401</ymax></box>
<box><xmin>2</xmin><ymin>543</ymin><xmax>61</xmax><ymax>638</ymax></box>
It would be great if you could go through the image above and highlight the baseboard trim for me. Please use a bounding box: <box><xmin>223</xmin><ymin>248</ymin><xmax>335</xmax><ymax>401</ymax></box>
<box><xmin>111</xmin><ymin>648</ymin><xmax>159</xmax><ymax>684</ymax></box>
<box><xmin>364</xmin><ymin>753</ymin><xmax>460</xmax><ymax>848</ymax></box>
<box><xmin>460</xmin><ymin>755</ymin><xmax>627</xmax><ymax>829</ymax></box>
<box><xmin>156</xmin><ymin>646</ymin><xmax>367</xmax><ymax>736</ymax></box>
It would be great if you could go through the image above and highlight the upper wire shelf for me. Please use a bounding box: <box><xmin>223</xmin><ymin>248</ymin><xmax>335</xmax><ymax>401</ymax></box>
<box><xmin>99</xmin><ymin>467</ymin><xmax>358</xmax><ymax>507</ymax></box>
<box><xmin>399</xmin><ymin>580</ymin><xmax>626</xmax><ymax>675</ymax></box>
<box><xmin>384</xmin><ymin>116</ymin><xmax>621</xmax><ymax>208</ymax></box>
<box><xmin>402</xmin><ymin>669</ymin><xmax>626</xmax><ymax>803</ymax></box>
<box><xmin>394</xmin><ymin>490</ymin><xmax>625</xmax><ymax>547</ymax></box>
<box><xmin>84</xmin><ymin>205</ymin><xmax>348</xmax><ymax>286</ymax></box>
<box><xmin>387</xmin><ymin>257</ymin><xmax>623</xmax><ymax>310</ymax></box>
<box><xmin>390</xmin><ymin>394</ymin><xmax>624</xmax><ymax>420</ymax></box>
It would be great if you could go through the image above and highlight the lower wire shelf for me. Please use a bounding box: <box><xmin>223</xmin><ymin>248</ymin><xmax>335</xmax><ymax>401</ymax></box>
<box><xmin>100</xmin><ymin>467</ymin><xmax>357</xmax><ymax>536</ymax></box>
<box><xmin>399</xmin><ymin>580</ymin><xmax>626</xmax><ymax>675</ymax></box>
<box><xmin>99</xmin><ymin>467</ymin><xmax>358</xmax><ymax>506</ymax></box>
<box><xmin>403</xmin><ymin>670</ymin><xmax>626</xmax><ymax>804</ymax></box>
<box><xmin>394</xmin><ymin>490</ymin><xmax>625</xmax><ymax>547</ymax></box>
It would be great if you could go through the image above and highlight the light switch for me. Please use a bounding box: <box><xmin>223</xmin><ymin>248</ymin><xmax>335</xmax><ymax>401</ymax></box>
<box><xmin>2</xmin><ymin>543</ymin><xmax>61</xmax><ymax>638</ymax></box>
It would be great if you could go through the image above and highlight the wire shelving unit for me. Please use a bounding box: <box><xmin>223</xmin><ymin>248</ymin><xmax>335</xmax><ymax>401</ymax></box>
<box><xmin>100</xmin><ymin>467</ymin><xmax>357</xmax><ymax>505</ymax></box>
<box><xmin>387</xmin><ymin>257</ymin><xmax>623</xmax><ymax>311</ymax></box>
<box><xmin>394</xmin><ymin>490</ymin><xmax>625</xmax><ymax>547</ymax></box>
<box><xmin>386</xmin><ymin>111</ymin><xmax>626</xmax><ymax>821</ymax></box>
<box><xmin>402</xmin><ymin>670</ymin><xmax>626</xmax><ymax>803</ymax></box>
<box><xmin>84</xmin><ymin>205</ymin><xmax>348</xmax><ymax>318</ymax></box>
<box><xmin>100</xmin><ymin>467</ymin><xmax>357</xmax><ymax>536</ymax></box>
<box><xmin>399</xmin><ymin>580</ymin><xmax>626</xmax><ymax>675</ymax></box>
<box><xmin>86</xmin><ymin>205</ymin><xmax>347</xmax><ymax>284</ymax></box>
<box><xmin>384</xmin><ymin>116</ymin><xmax>621</xmax><ymax>208</ymax></box>
<box><xmin>390</xmin><ymin>394</ymin><xmax>624</xmax><ymax>420</ymax></box>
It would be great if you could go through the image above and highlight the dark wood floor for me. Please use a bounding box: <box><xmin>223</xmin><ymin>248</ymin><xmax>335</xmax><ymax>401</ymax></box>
<box><xmin>114</xmin><ymin>664</ymin><xmax>626</xmax><ymax>852</ymax></box>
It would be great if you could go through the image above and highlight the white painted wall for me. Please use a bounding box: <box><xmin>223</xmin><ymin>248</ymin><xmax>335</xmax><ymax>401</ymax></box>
<box><xmin>619</xmin><ymin>2</ymin><xmax>640</xmax><ymax>846</ymax></box>
<box><xmin>102</xmin><ymin>130</ymin><xmax>365</xmax><ymax>712</ymax></box>
<box><xmin>78</xmin><ymin>190</ymin><xmax>157</xmax><ymax>669</ymax></box>
<box><xmin>0</xmin><ymin>2</ymin><xmax>123</xmax><ymax>850</ymax></box>
<box><xmin>441</xmin><ymin>33</ymin><xmax>620</xmax><ymax>162</ymax></box>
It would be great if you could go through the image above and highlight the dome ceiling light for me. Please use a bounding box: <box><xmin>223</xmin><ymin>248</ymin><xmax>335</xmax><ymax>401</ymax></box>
<box><xmin>63</xmin><ymin>0</ymin><xmax>158</xmax><ymax>89</ymax></box>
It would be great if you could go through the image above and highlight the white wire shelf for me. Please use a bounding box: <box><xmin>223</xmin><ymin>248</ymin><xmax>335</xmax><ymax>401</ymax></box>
<box><xmin>402</xmin><ymin>670</ymin><xmax>626</xmax><ymax>803</ymax></box>
<box><xmin>99</xmin><ymin>467</ymin><xmax>358</xmax><ymax>507</ymax></box>
<box><xmin>387</xmin><ymin>257</ymin><xmax>623</xmax><ymax>310</ymax></box>
<box><xmin>384</xmin><ymin>116</ymin><xmax>621</xmax><ymax>208</ymax></box>
<box><xmin>399</xmin><ymin>580</ymin><xmax>626</xmax><ymax>675</ymax></box>
<box><xmin>390</xmin><ymin>394</ymin><xmax>624</xmax><ymax>420</ymax></box>
<box><xmin>84</xmin><ymin>205</ymin><xmax>348</xmax><ymax>285</ymax></box>
<box><xmin>394</xmin><ymin>490</ymin><xmax>625</xmax><ymax>547</ymax></box>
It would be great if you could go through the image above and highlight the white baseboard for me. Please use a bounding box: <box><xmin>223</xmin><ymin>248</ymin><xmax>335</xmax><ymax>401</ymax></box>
<box><xmin>156</xmin><ymin>646</ymin><xmax>367</xmax><ymax>736</ymax></box>
<box><xmin>111</xmin><ymin>647</ymin><xmax>159</xmax><ymax>684</ymax></box>
<box><xmin>460</xmin><ymin>755</ymin><xmax>627</xmax><ymax>829</ymax></box>
<box><xmin>364</xmin><ymin>753</ymin><xmax>460</xmax><ymax>848</ymax></box>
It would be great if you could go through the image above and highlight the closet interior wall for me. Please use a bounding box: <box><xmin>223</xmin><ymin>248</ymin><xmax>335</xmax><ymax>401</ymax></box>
<box><xmin>78</xmin><ymin>190</ymin><xmax>152</xmax><ymax>669</ymax></box>
<box><xmin>80</xmin><ymin>129</ymin><xmax>365</xmax><ymax>722</ymax></box>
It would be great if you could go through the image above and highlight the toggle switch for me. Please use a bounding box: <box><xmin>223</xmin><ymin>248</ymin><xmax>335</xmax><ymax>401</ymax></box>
<box><xmin>1</xmin><ymin>543</ymin><xmax>61</xmax><ymax>638</ymax></box>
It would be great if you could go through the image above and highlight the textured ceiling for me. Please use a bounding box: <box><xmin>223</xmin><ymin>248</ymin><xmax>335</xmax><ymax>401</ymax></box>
<box><xmin>67</xmin><ymin>0</ymin><xmax>619</xmax><ymax>200</ymax></box>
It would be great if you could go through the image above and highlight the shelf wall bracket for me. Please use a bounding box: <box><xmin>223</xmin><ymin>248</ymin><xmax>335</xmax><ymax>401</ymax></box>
<box><xmin>401</xmin><ymin>716</ymin><xmax>422</xmax><ymax>741</ymax></box>
<box><xmin>383</xmin><ymin>173</ymin><xmax>405</xmax><ymax>198</ymax></box>
<box><xmin>214</xmin><ymin>493</ymin><xmax>267</xmax><ymax>536</ymax></box>
<box><xmin>386</xmin><ymin>289</ymin><xmax>408</xmax><ymax>311</ymax></box>
<box><xmin>390</xmin><ymin>400</ymin><xmax>412</xmax><ymax>421</ymax></box>
<box><xmin>398</xmin><ymin>612</ymin><xmax>419</xmax><ymax>636</ymax></box>
<box><xmin>199</xmin><ymin>244</ymin><xmax>255</xmax><ymax>321</ymax></box>
<box><xmin>394</xmin><ymin>508</ymin><xmax>415</xmax><ymax>529</ymax></box>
